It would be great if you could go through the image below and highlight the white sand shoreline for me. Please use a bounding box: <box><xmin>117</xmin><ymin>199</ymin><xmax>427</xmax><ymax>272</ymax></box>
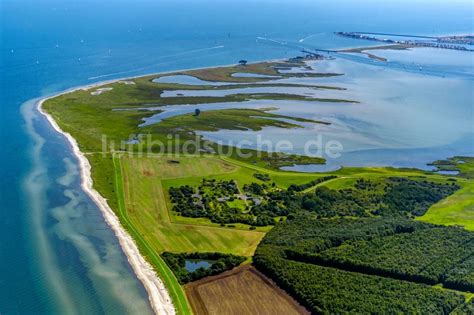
<box><xmin>37</xmin><ymin>84</ymin><xmax>176</xmax><ymax>315</ymax></box>
<box><xmin>33</xmin><ymin>58</ymin><xmax>291</xmax><ymax>314</ymax></box>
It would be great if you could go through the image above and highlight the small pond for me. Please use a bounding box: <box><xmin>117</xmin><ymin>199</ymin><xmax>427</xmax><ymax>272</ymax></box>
<box><xmin>184</xmin><ymin>259</ymin><xmax>215</xmax><ymax>272</ymax></box>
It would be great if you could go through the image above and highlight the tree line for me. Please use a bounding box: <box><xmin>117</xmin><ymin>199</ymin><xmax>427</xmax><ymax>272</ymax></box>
<box><xmin>253</xmin><ymin>215</ymin><xmax>472</xmax><ymax>313</ymax></box>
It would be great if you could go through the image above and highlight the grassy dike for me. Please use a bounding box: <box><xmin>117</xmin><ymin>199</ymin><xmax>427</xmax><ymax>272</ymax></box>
<box><xmin>112</xmin><ymin>155</ymin><xmax>191</xmax><ymax>314</ymax></box>
<box><xmin>86</xmin><ymin>150</ymin><xmax>191</xmax><ymax>314</ymax></box>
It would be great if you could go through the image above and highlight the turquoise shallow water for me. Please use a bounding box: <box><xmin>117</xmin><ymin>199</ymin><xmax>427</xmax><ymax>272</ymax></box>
<box><xmin>1</xmin><ymin>0</ymin><xmax>473</xmax><ymax>313</ymax></box>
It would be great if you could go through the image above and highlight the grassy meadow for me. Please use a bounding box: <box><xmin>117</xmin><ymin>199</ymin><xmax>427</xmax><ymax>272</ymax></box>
<box><xmin>419</xmin><ymin>158</ymin><xmax>474</xmax><ymax>231</ymax></box>
<box><xmin>42</xmin><ymin>57</ymin><xmax>474</xmax><ymax>314</ymax></box>
<box><xmin>118</xmin><ymin>154</ymin><xmax>266</xmax><ymax>255</ymax></box>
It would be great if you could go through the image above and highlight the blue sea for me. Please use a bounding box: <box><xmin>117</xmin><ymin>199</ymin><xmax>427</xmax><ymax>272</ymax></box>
<box><xmin>1</xmin><ymin>0</ymin><xmax>473</xmax><ymax>313</ymax></box>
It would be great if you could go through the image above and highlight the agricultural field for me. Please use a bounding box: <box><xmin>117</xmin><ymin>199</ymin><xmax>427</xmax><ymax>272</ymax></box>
<box><xmin>185</xmin><ymin>265</ymin><xmax>307</xmax><ymax>315</ymax></box>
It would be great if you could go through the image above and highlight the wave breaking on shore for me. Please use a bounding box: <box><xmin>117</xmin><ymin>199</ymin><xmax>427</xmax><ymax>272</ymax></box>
<box><xmin>36</xmin><ymin>88</ymin><xmax>176</xmax><ymax>315</ymax></box>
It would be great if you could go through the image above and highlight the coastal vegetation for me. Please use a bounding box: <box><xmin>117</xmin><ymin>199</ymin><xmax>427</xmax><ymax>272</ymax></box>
<box><xmin>178</xmin><ymin>59</ymin><xmax>342</xmax><ymax>83</ymax></box>
<box><xmin>42</xmin><ymin>56</ymin><xmax>474</xmax><ymax>314</ymax></box>
<box><xmin>41</xmin><ymin>59</ymin><xmax>349</xmax><ymax>151</ymax></box>
<box><xmin>153</xmin><ymin>108</ymin><xmax>329</xmax><ymax>133</ymax></box>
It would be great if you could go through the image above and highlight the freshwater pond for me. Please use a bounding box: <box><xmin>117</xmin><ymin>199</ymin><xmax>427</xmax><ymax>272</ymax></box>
<box><xmin>184</xmin><ymin>260</ymin><xmax>215</xmax><ymax>272</ymax></box>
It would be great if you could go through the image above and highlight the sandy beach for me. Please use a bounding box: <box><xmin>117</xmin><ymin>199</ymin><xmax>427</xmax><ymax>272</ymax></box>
<box><xmin>37</xmin><ymin>86</ymin><xmax>176</xmax><ymax>315</ymax></box>
<box><xmin>31</xmin><ymin>60</ymin><xmax>287</xmax><ymax>315</ymax></box>
<box><xmin>31</xmin><ymin>57</ymin><xmax>313</xmax><ymax>314</ymax></box>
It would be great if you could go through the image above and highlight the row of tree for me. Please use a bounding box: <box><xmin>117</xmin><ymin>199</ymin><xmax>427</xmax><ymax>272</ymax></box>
<box><xmin>287</xmin><ymin>175</ymin><xmax>337</xmax><ymax>192</ymax></box>
<box><xmin>313</xmin><ymin>226</ymin><xmax>474</xmax><ymax>286</ymax></box>
<box><xmin>444</xmin><ymin>254</ymin><xmax>474</xmax><ymax>292</ymax></box>
<box><xmin>253</xmin><ymin>215</ymin><xmax>473</xmax><ymax>312</ymax></box>
<box><xmin>254</xmin><ymin>253</ymin><xmax>464</xmax><ymax>314</ymax></box>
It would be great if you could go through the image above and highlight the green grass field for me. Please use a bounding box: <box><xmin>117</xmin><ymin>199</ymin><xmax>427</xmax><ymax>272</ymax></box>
<box><xmin>117</xmin><ymin>154</ymin><xmax>266</xmax><ymax>255</ymax></box>
<box><xmin>419</xmin><ymin>158</ymin><xmax>474</xmax><ymax>231</ymax></box>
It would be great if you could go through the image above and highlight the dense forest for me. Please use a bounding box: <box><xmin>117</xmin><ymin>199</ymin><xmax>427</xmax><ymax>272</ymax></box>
<box><xmin>444</xmin><ymin>254</ymin><xmax>474</xmax><ymax>292</ymax></box>
<box><xmin>451</xmin><ymin>299</ymin><xmax>474</xmax><ymax>315</ymax></box>
<box><xmin>298</xmin><ymin>177</ymin><xmax>459</xmax><ymax>217</ymax></box>
<box><xmin>255</xmin><ymin>258</ymin><xmax>464</xmax><ymax>314</ymax></box>
<box><xmin>169</xmin><ymin>177</ymin><xmax>458</xmax><ymax>226</ymax></box>
<box><xmin>291</xmin><ymin>227</ymin><xmax>474</xmax><ymax>287</ymax></box>
<box><xmin>254</xmin><ymin>215</ymin><xmax>473</xmax><ymax>313</ymax></box>
<box><xmin>161</xmin><ymin>252</ymin><xmax>245</xmax><ymax>284</ymax></box>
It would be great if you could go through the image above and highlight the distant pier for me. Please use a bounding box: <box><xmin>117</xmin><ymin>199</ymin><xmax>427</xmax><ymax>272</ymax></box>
<box><xmin>335</xmin><ymin>32</ymin><xmax>474</xmax><ymax>52</ymax></box>
<box><xmin>351</xmin><ymin>32</ymin><xmax>437</xmax><ymax>39</ymax></box>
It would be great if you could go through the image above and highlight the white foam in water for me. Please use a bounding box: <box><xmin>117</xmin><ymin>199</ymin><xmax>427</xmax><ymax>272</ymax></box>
<box><xmin>37</xmin><ymin>91</ymin><xmax>175</xmax><ymax>315</ymax></box>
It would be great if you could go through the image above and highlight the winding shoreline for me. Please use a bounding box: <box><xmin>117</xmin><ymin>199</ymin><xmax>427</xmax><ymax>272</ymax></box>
<box><xmin>37</xmin><ymin>88</ymin><xmax>176</xmax><ymax>315</ymax></box>
<box><xmin>32</xmin><ymin>56</ymin><xmax>331</xmax><ymax>313</ymax></box>
<box><xmin>32</xmin><ymin>58</ymin><xmax>290</xmax><ymax>315</ymax></box>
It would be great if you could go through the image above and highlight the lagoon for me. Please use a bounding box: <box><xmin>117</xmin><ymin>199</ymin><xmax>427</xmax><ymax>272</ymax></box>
<box><xmin>159</xmin><ymin>86</ymin><xmax>330</xmax><ymax>98</ymax></box>
<box><xmin>139</xmin><ymin>54</ymin><xmax>473</xmax><ymax>171</ymax></box>
<box><xmin>153</xmin><ymin>75</ymin><xmax>239</xmax><ymax>86</ymax></box>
